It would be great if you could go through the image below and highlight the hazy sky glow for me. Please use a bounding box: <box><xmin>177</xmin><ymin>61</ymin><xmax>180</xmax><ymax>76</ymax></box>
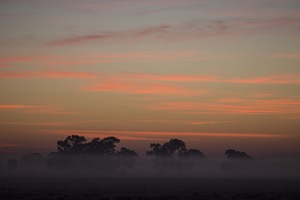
<box><xmin>0</xmin><ymin>0</ymin><xmax>300</xmax><ymax>157</ymax></box>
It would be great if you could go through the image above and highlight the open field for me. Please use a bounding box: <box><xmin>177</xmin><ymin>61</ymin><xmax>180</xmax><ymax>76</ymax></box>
<box><xmin>0</xmin><ymin>177</ymin><xmax>300</xmax><ymax>200</ymax></box>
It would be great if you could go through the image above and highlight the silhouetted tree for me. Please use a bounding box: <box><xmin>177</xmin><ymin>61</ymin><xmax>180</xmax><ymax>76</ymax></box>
<box><xmin>48</xmin><ymin>135</ymin><xmax>138</xmax><ymax>172</ymax></box>
<box><xmin>146</xmin><ymin>139</ymin><xmax>206</xmax><ymax>171</ymax></box>
<box><xmin>117</xmin><ymin>147</ymin><xmax>139</xmax><ymax>169</ymax></box>
<box><xmin>87</xmin><ymin>136</ymin><xmax>120</xmax><ymax>155</ymax></box>
<box><xmin>180</xmin><ymin>149</ymin><xmax>206</xmax><ymax>159</ymax></box>
<box><xmin>117</xmin><ymin>147</ymin><xmax>138</xmax><ymax>157</ymax></box>
<box><xmin>225</xmin><ymin>149</ymin><xmax>252</xmax><ymax>160</ymax></box>
<box><xmin>146</xmin><ymin>139</ymin><xmax>186</xmax><ymax>157</ymax></box>
<box><xmin>222</xmin><ymin>149</ymin><xmax>253</xmax><ymax>172</ymax></box>
<box><xmin>7</xmin><ymin>159</ymin><xmax>18</xmax><ymax>170</ymax></box>
<box><xmin>57</xmin><ymin>135</ymin><xmax>87</xmax><ymax>154</ymax></box>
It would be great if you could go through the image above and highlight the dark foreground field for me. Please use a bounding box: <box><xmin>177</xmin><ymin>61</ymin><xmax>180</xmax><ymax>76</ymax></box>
<box><xmin>0</xmin><ymin>177</ymin><xmax>299</xmax><ymax>200</ymax></box>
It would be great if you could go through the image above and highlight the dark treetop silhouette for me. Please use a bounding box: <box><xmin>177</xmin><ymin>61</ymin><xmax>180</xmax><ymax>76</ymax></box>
<box><xmin>47</xmin><ymin>135</ymin><xmax>138</xmax><ymax>171</ymax></box>
<box><xmin>146</xmin><ymin>138</ymin><xmax>205</xmax><ymax>158</ymax></box>
<box><xmin>222</xmin><ymin>149</ymin><xmax>253</xmax><ymax>172</ymax></box>
<box><xmin>225</xmin><ymin>149</ymin><xmax>253</xmax><ymax>160</ymax></box>
<box><xmin>146</xmin><ymin>138</ymin><xmax>206</xmax><ymax>171</ymax></box>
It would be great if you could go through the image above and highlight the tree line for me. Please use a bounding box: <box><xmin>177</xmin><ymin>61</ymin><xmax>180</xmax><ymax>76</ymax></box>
<box><xmin>1</xmin><ymin>134</ymin><xmax>253</xmax><ymax>172</ymax></box>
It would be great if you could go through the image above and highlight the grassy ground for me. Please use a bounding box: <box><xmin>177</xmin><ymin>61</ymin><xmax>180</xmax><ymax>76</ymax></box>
<box><xmin>0</xmin><ymin>177</ymin><xmax>300</xmax><ymax>200</ymax></box>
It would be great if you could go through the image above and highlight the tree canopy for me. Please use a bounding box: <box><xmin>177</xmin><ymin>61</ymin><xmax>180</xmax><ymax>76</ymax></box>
<box><xmin>146</xmin><ymin>138</ymin><xmax>205</xmax><ymax>159</ymax></box>
<box><xmin>56</xmin><ymin>135</ymin><xmax>123</xmax><ymax>156</ymax></box>
<box><xmin>48</xmin><ymin>135</ymin><xmax>138</xmax><ymax>170</ymax></box>
<box><xmin>225</xmin><ymin>149</ymin><xmax>252</xmax><ymax>160</ymax></box>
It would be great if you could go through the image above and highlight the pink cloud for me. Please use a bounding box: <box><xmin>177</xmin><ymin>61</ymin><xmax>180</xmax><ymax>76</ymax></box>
<box><xmin>226</xmin><ymin>74</ymin><xmax>300</xmax><ymax>84</ymax></box>
<box><xmin>216</xmin><ymin>98</ymin><xmax>244</xmax><ymax>103</ymax></box>
<box><xmin>84</xmin><ymin>80</ymin><xmax>206</xmax><ymax>96</ymax></box>
<box><xmin>2</xmin><ymin>71</ymin><xmax>299</xmax><ymax>88</ymax></box>
<box><xmin>31</xmin><ymin>129</ymin><xmax>286</xmax><ymax>140</ymax></box>
<box><xmin>0</xmin><ymin>120</ymin><xmax>106</xmax><ymax>127</ymax></box>
<box><xmin>185</xmin><ymin>121</ymin><xmax>235</xmax><ymax>125</ymax></box>
<box><xmin>0</xmin><ymin>143</ymin><xmax>17</xmax><ymax>148</ymax></box>
<box><xmin>148</xmin><ymin>99</ymin><xmax>300</xmax><ymax>115</ymax></box>
<box><xmin>119</xmin><ymin>73</ymin><xmax>218</xmax><ymax>82</ymax></box>
<box><xmin>0</xmin><ymin>51</ymin><xmax>201</xmax><ymax>67</ymax></box>
<box><xmin>0</xmin><ymin>104</ymin><xmax>35</xmax><ymax>109</ymax></box>
<box><xmin>102</xmin><ymin>73</ymin><xmax>300</xmax><ymax>85</ymax></box>
<box><xmin>81</xmin><ymin>73</ymin><xmax>300</xmax><ymax>96</ymax></box>
<box><xmin>0</xmin><ymin>70</ymin><xmax>96</xmax><ymax>79</ymax></box>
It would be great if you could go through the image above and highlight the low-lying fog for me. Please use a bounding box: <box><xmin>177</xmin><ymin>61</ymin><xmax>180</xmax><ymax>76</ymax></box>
<box><xmin>1</xmin><ymin>155</ymin><xmax>299</xmax><ymax>180</ymax></box>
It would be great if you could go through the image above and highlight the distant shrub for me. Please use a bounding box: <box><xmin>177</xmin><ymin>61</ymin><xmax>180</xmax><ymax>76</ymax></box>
<box><xmin>225</xmin><ymin>149</ymin><xmax>252</xmax><ymax>160</ymax></box>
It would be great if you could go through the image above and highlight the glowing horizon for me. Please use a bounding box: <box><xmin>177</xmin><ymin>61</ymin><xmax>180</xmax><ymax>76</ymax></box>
<box><xmin>0</xmin><ymin>0</ymin><xmax>299</xmax><ymax>158</ymax></box>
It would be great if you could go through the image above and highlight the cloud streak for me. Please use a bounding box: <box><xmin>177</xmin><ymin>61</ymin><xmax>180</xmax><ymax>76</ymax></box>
<box><xmin>30</xmin><ymin>129</ymin><xmax>286</xmax><ymax>140</ymax></box>
<box><xmin>148</xmin><ymin>99</ymin><xmax>300</xmax><ymax>115</ymax></box>
<box><xmin>0</xmin><ymin>104</ymin><xmax>36</xmax><ymax>109</ymax></box>
<box><xmin>0</xmin><ymin>143</ymin><xmax>17</xmax><ymax>148</ymax></box>
<box><xmin>0</xmin><ymin>120</ymin><xmax>107</xmax><ymax>127</ymax></box>
<box><xmin>0</xmin><ymin>70</ymin><xmax>96</xmax><ymax>79</ymax></box>
<box><xmin>46</xmin><ymin>18</ymin><xmax>300</xmax><ymax>46</ymax></box>
<box><xmin>0</xmin><ymin>51</ymin><xmax>201</xmax><ymax>67</ymax></box>
<box><xmin>114</xmin><ymin>73</ymin><xmax>218</xmax><ymax>82</ymax></box>
<box><xmin>226</xmin><ymin>74</ymin><xmax>300</xmax><ymax>84</ymax></box>
<box><xmin>0</xmin><ymin>104</ymin><xmax>76</xmax><ymax>115</ymax></box>
<box><xmin>82</xmin><ymin>73</ymin><xmax>300</xmax><ymax>95</ymax></box>
<box><xmin>84</xmin><ymin>80</ymin><xmax>206</xmax><ymax>96</ymax></box>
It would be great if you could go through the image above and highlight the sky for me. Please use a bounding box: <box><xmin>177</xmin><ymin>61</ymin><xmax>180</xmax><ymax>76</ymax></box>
<box><xmin>0</xmin><ymin>0</ymin><xmax>300</xmax><ymax>158</ymax></box>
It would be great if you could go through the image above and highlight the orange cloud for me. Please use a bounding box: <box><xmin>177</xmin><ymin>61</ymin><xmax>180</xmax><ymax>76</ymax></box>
<box><xmin>0</xmin><ymin>143</ymin><xmax>17</xmax><ymax>148</ymax></box>
<box><xmin>226</xmin><ymin>74</ymin><xmax>300</xmax><ymax>84</ymax></box>
<box><xmin>148</xmin><ymin>99</ymin><xmax>300</xmax><ymax>115</ymax></box>
<box><xmin>116</xmin><ymin>73</ymin><xmax>218</xmax><ymax>82</ymax></box>
<box><xmin>0</xmin><ymin>120</ymin><xmax>107</xmax><ymax>127</ymax></box>
<box><xmin>31</xmin><ymin>129</ymin><xmax>286</xmax><ymax>140</ymax></box>
<box><xmin>0</xmin><ymin>104</ymin><xmax>36</xmax><ymax>109</ymax></box>
<box><xmin>185</xmin><ymin>121</ymin><xmax>235</xmax><ymax>125</ymax></box>
<box><xmin>99</xmin><ymin>73</ymin><xmax>300</xmax><ymax>85</ymax></box>
<box><xmin>0</xmin><ymin>70</ymin><xmax>96</xmax><ymax>79</ymax></box>
<box><xmin>82</xmin><ymin>73</ymin><xmax>213</xmax><ymax>97</ymax></box>
<box><xmin>0</xmin><ymin>51</ymin><xmax>201</xmax><ymax>67</ymax></box>
<box><xmin>81</xmin><ymin>73</ymin><xmax>300</xmax><ymax>96</ymax></box>
<box><xmin>216</xmin><ymin>98</ymin><xmax>244</xmax><ymax>103</ymax></box>
<box><xmin>84</xmin><ymin>80</ymin><xmax>206</xmax><ymax>96</ymax></box>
